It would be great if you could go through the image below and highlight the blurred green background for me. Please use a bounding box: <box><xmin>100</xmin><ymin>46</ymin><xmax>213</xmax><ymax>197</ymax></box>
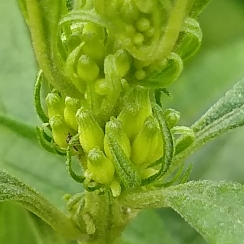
<box><xmin>0</xmin><ymin>0</ymin><xmax>244</xmax><ymax>243</ymax></box>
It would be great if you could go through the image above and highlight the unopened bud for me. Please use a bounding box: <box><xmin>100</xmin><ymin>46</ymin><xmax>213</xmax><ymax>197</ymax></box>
<box><xmin>118</xmin><ymin>86</ymin><xmax>152</xmax><ymax>140</ymax></box>
<box><xmin>76</xmin><ymin>108</ymin><xmax>104</xmax><ymax>152</ymax></box>
<box><xmin>49</xmin><ymin>115</ymin><xmax>70</xmax><ymax>148</ymax></box>
<box><xmin>131</xmin><ymin>116</ymin><xmax>163</xmax><ymax>165</ymax></box>
<box><xmin>87</xmin><ymin>147</ymin><xmax>115</xmax><ymax>184</ymax></box>
<box><xmin>45</xmin><ymin>93</ymin><xmax>64</xmax><ymax>118</ymax></box>
<box><xmin>104</xmin><ymin>117</ymin><xmax>131</xmax><ymax>160</ymax></box>
<box><xmin>114</xmin><ymin>50</ymin><xmax>131</xmax><ymax>77</ymax></box>
<box><xmin>77</xmin><ymin>55</ymin><xmax>99</xmax><ymax>82</ymax></box>
<box><xmin>164</xmin><ymin>108</ymin><xmax>180</xmax><ymax>128</ymax></box>
<box><xmin>64</xmin><ymin>97</ymin><xmax>80</xmax><ymax>130</ymax></box>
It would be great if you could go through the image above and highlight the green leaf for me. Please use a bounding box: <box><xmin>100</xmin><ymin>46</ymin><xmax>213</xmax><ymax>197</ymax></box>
<box><xmin>0</xmin><ymin>114</ymin><xmax>82</xmax><ymax>209</ymax></box>
<box><xmin>189</xmin><ymin>0</ymin><xmax>212</xmax><ymax>18</ymax></box>
<box><xmin>17</xmin><ymin>0</ymin><xmax>81</xmax><ymax>97</ymax></box>
<box><xmin>122</xmin><ymin>181</ymin><xmax>244</xmax><ymax>244</ymax></box>
<box><xmin>121</xmin><ymin>209</ymin><xmax>177</xmax><ymax>244</ymax></box>
<box><xmin>0</xmin><ymin>170</ymin><xmax>83</xmax><ymax>240</ymax></box>
<box><xmin>192</xmin><ymin>78</ymin><xmax>244</xmax><ymax>148</ymax></box>
<box><xmin>0</xmin><ymin>202</ymin><xmax>73</xmax><ymax>244</ymax></box>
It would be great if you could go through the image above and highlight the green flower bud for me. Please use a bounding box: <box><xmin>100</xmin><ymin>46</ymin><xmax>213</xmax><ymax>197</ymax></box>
<box><xmin>94</xmin><ymin>78</ymin><xmax>110</xmax><ymax>96</ymax></box>
<box><xmin>120</xmin><ymin>1</ymin><xmax>139</xmax><ymax>23</ymax></box>
<box><xmin>135</xmin><ymin>18</ymin><xmax>150</xmax><ymax>32</ymax></box>
<box><xmin>174</xmin><ymin>18</ymin><xmax>202</xmax><ymax>60</ymax></box>
<box><xmin>77</xmin><ymin>55</ymin><xmax>99</xmax><ymax>82</ymax></box>
<box><xmin>82</xmin><ymin>37</ymin><xmax>105</xmax><ymax>60</ymax></box>
<box><xmin>164</xmin><ymin>108</ymin><xmax>180</xmax><ymax>128</ymax></box>
<box><xmin>114</xmin><ymin>50</ymin><xmax>131</xmax><ymax>77</ymax></box>
<box><xmin>133</xmin><ymin>32</ymin><xmax>144</xmax><ymax>46</ymax></box>
<box><xmin>135</xmin><ymin>69</ymin><xmax>146</xmax><ymax>80</ymax></box>
<box><xmin>49</xmin><ymin>115</ymin><xmax>70</xmax><ymax>148</ymax></box>
<box><xmin>134</xmin><ymin>0</ymin><xmax>153</xmax><ymax>13</ymax></box>
<box><xmin>82</xmin><ymin>22</ymin><xmax>105</xmax><ymax>40</ymax></box>
<box><xmin>104</xmin><ymin>117</ymin><xmax>131</xmax><ymax>160</ymax></box>
<box><xmin>45</xmin><ymin>93</ymin><xmax>64</xmax><ymax>118</ymax></box>
<box><xmin>87</xmin><ymin>147</ymin><xmax>115</xmax><ymax>184</ymax></box>
<box><xmin>76</xmin><ymin>108</ymin><xmax>104</xmax><ymax>152</ymax></box>
<box><xmin>131</xmin><ymin>116</ymin><xmax>163</xmax><ymax>165</ymax></box>
<box><xmin>64</xmin><ymin>97</ymin><xmax>81</xmax><ymax>131</ymax></box>
<box><xmin>118</xmin><ymin>86</ymin><xmax>152</xmax><ymax>140</ymax></box>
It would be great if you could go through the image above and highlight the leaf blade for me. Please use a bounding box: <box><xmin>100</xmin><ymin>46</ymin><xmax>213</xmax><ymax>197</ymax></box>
<box><xmin>122</xmin><ymin>181</ymin><xmax>244</xmax><ymax>244</ymax></box>
<box><xmin>0</xmin><ymin>170</ymin><xmax>83</xmax><ymax>240</ymax></box>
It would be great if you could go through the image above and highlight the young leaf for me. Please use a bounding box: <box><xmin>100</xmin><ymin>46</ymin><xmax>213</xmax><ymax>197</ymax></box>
<box><xmin>192</xmin><ymin>78</ymin><xmax>244</xmax><ymax>148</ymax></box>
<box><xmin>0</xmin><ymin>170</ymin><xmax>84</xmax><ymax>240</ymax></box>
<box><xmin>122</xmin><ymin>181</ymin><xmax>244</xmax><ymax>244</ymax></box>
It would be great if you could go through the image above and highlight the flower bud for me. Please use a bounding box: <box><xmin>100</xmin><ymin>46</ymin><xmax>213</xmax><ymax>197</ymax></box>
<box><xmin>82</xmin><ymin>37</ymin><xmax>105</xmax><ymax>60</ymax></box>
<box><xmin>104</xmin><ymin>117</ymin><xmax>131</xmax><ymax>160</ymax></box>
<box><xmin>77</xmin><ymin>55</ymin><xmax>99</xmax><ymax>82</ymax></box>
<box><xmin>94</xmin><ymin>78</ymin><xmax>110</xmax><ymax>96</ymax></box>
<box><xmin>120</xmin><ymin>1</ymin><xmax>139</xmax><ymax>23</ymax></box>
<box><xmin>118</xmin><ymin>86</ymin><xmax>152</xmax><ymax>140</ymax></box>
<box><xmin>49</xmin><ymin>115</ymin><xmax>70</xmax><ymax>148</ymax></box>
<box><xmin>87</xmin><ymin>147</ymin><xmax>115</xmax><ymax>184</ymax></box>
<box><xmin>45</xmin><ymin>93</ymin><xmax>64</xmax><ymax>118</ymax></box>
<box><xmin>135</xmin><ymin>18</ymin><xmax>150</xmax><ymax>32</ymax></box>
<box><xmin>76</xmin><ymin>108</ymin><xmax>104</xmax><ymax>152</ymax></box>
<box><xmin>64</xmin><ymin>97</ymin><xmax>80</xmax><ymax>130</ymax></box>
<box><xmin>114</xmin><ymin>50</ymin><xmax>131</xmax><ymax>78</ymax></box>
<box><xmin>82</xmin><ymin>22</ymin><xmax>105</xmax><ymax>40</ymax></box>
<box><xmin>164</xmin><ymin>108</ymin><xmax>180</xmax><ymax>128</ymax></box>
<box><xmin>131</xmin><ymin>116</ymin><xmax>163</xmax><ymax>165</ymax></box>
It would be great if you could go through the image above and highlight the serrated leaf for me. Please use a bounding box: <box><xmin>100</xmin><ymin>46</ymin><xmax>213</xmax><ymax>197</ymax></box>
<box><xmin>0</xmin><ymin>170</ymin><xmax>83</xmax><ymax>240</ymax></box>
<box><xmin>122</xmin><ymin>181</ymin><xmax>244</xmax><ymax>244</ymax></box>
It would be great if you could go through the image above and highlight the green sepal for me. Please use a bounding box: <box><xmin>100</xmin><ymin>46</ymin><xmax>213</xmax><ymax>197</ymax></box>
<box><xmin>146</xmin><ymin>53</ymin><xmax>183</xmax><ymax>88</ymax></box>
<box><xmin>174</xmin><ymin>18</ymin><xmax>202</xmax><ymax>60</ymax></box>
<box><xmin>104</xmin><ymin>132</ymin><xmax>141</xmax><ymax>190</ymax></box>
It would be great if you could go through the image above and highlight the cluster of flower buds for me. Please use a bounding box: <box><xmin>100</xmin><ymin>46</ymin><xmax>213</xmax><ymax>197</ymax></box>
<box><xmin>35</xmin><ymin>0</ymin><xmax>207</xmax><ymax>196</ymax></box>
